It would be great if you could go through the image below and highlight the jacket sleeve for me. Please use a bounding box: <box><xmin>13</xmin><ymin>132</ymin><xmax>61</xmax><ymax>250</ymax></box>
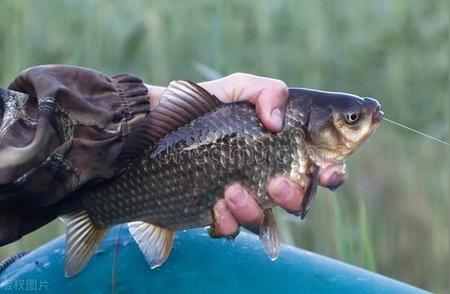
<box><xmin>0</xmin><ymin>65</ymin><xmax>151</xmax><ymax>244</ymax></box>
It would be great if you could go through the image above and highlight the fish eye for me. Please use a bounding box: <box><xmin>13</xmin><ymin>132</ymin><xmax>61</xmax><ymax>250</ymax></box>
<box><xmin>344</xmin><ymin>112</ymin><xmax>360</xmax><ymax>124</ymax></box>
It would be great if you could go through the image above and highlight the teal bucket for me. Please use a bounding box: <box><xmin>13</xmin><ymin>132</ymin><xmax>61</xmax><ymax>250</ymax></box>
<box><xmin>0</xmin><ymin>225</ymin><xmax>428</xmax><ymax>294</ymax></box>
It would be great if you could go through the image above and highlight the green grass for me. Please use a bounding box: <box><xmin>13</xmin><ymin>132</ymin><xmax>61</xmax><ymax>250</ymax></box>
<box><xmin>0</xmin><ymin>0</ymin><xmax>448</xmax><ymax>292</ymax></box>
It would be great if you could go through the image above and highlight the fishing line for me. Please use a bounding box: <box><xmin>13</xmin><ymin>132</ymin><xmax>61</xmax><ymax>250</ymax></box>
<box><xmin>383</xmin><ymin>117</ymin><xmax>449</xmax><ymax>147</ymax></box>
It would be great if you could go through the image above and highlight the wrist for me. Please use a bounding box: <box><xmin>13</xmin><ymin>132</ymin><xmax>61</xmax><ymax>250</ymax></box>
<box><xmin>199</xmin><ymin>75</ymin><xmax>234</xmax><ymax>102</ymax></box>
<box><xmin>145</xmin><ymin>84</ymin><xmax>166</xmax><ymax>110</ymax></box>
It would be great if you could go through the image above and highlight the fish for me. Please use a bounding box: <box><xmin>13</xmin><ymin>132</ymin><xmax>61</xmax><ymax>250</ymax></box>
<box><xmin>56</xmin><ymin>80</ymin><xmax>383</xmax><ymax>277</ymax></box>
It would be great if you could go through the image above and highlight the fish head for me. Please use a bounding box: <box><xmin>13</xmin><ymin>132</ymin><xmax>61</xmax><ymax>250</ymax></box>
<box><xmin>290</xmin><ymin>88</ymin><xmax>383</xmax><ymax>163</ymax></box>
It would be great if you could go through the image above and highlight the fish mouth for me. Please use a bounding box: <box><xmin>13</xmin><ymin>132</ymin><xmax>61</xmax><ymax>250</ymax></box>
<box><xmin>372</xmin><ymin>104</ymin><xmax>384</xmax><ymax>124</ymax></box>
<box><xmin>363</xmin><ymin>97</ymin><xmax>383</xmax><ymax>124</ymax></box>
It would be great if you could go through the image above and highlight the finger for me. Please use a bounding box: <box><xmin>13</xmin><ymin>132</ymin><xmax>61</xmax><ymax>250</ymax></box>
<box><xmin>201</xmin><ymin>74</ymin><xmax>289</xmax><ymax>132</ymax></box>
<box><xmin>318</xmin><ymin>163</ymin><xmax>347</xmax><ymax>191</ymax></box>
<box><xmin>224</xmin><ymin>183</ymin><xmax>264</xmax><ymax>230</ymax></box>
<box><xmin>254</xmin><ymin>81</ymin><xmax>289</xmax><ymax>132</ymax></box>
<box><xmin>267</xmin><ymin>176</ymin><xmax>304</xmax><ymax>213</ymax></box>
<box><xmin>211</xmin><ymin>199</ymin><xmax>239</xmax><ymax>237</ymax></box>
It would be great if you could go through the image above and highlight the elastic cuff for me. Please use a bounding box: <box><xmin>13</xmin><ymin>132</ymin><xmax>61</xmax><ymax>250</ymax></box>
<box><xmin>111</xmin><ymin>74</ymin><xmax>153</xmax><ymax>170</ymax></box>
<box><xmin>111</xmin><ymin>73</ymin><xmax>150</xmax><ymax>125</ymax></box>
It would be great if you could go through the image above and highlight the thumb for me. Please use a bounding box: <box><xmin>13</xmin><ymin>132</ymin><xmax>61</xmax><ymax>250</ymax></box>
<box><xmin>254</xmin><ymin>81</ymin><xmax>289</xmax><ymax>132</ymax></box>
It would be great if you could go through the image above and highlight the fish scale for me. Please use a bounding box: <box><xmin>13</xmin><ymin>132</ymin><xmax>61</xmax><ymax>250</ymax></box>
<box><xmin>83</xmin><ymin>101</ymin><xmax>307</xmax><ymax>230</ymax></box>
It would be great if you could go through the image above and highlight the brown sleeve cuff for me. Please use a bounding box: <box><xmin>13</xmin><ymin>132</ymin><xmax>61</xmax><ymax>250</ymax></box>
<box><xmin>111</xmin><ymin>73</ymin><xmax>150</xmax><ymax>124</ymax></box>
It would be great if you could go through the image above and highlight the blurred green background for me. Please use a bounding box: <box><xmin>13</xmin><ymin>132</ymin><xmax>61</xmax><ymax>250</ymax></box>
<box><xmin>0</xmin><ymin>0</ymin><xmax>448</xmax><ymax>292</ymax></box>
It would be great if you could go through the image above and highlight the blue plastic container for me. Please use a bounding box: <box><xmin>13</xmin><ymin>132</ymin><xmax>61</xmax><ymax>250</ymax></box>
<box><xmin>0</xmin><ymin>225</ymin><xmax>429</xmax><ymax>294</ymax></box>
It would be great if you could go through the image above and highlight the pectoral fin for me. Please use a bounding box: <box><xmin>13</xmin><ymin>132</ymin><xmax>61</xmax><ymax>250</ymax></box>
<box><xmin>60</xmin><ymin>210</ymin><xmax>108</xmax><ymax>277</ymax></box>
<box><xmin>128</xmin><ymin>221</ymin><xmax>175</xmax><ymax>269</ymax></box>
<box><xmin>259</xmin><ymin>208</ymin><xmax>281</xmax><ymax>261</ymax></box>
<box><xmin>300</xmin><ymin>163</ymin><xmax>319</xmax><ymax>219</ymax></box>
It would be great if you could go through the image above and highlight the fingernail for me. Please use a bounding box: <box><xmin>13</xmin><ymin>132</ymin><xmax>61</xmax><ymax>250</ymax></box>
<box><xmin>328</xmin><ymin>172</ymin><xmax>338</xmax><ymax>191</ymax></box>
<box><xmin>328</xmin><ymin>172</ymin><xmax>344</xmax><ymax>191</ymax></box>
<box><xmin>274</xmin><ymin>179</ymin><xmax>293</xmax><ymax>201</ymax></box>
<box><xmin>214</xmin><ymin>201</ymin><xmax>229</xmax><ymax>219</ymax></box>
<box><xmin>229</xmin><ymin>188</ymin><xmax>248</xmax><ymax>207</ymax></box>
<box><xmin>271</xmin><ymin>107</ymin><xmax>283</xmax><ymax>130</ymax></box>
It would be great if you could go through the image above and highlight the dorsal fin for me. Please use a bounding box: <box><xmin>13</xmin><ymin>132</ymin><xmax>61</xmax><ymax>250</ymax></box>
<box><xmin>60</xmin><ymin>210</ymin><xmax>108</xmax><ymax>277</ymax></box>
<box><xmin>147</xmin><ymin>80</ymin><xmax>222</xmax><ymax>141</ymax></box>
<box><xmin>117</xmin><ymin>81</ymin><xmax>221</xmax><ymax>169</ymax></box>
<box><xmin>128</xmin><ymin>221</ymin><xmax>175</xmax><ymax>269</ymax></box>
